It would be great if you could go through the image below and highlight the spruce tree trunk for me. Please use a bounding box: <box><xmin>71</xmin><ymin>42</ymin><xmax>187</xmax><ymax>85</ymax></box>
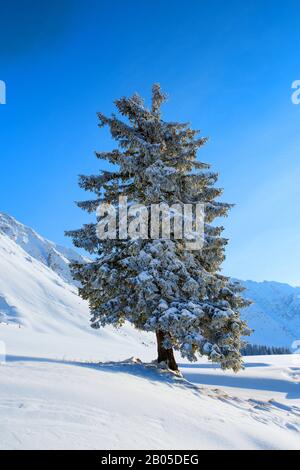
<box><xmin>156</xmin><ymin>330</ymin><xmax>178</xmax><ymax>371</ymax></box>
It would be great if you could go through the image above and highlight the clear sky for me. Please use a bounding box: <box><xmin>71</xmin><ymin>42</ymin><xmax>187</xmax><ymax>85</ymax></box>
<box><xmin>1</xmin><ymin>0</ymin><xmax>300</xmax><ymax>285</ymax></box>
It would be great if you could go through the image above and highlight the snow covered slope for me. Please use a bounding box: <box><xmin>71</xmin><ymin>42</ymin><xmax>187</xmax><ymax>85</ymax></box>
<box><xmin>0</xmin><ymin>212</ymin><xmax>88</xmax><ymax>285</ymax></box>
<box><xmin>0</xmin><ymin>232</ymin><xmax>88</xmax><ymax>332</ymax></box>
<box><xmin>241</xmin><ymin>280</ymin><xmax>300</xmax><ymax>347</ymax></box>
<box><xmin>0</xmin><ymin>213</ymin><xmax>300</xmax><ymax>449</ymax></box>
<box><xmin>0</xmin><ymin>342</ymin><xmax>299</xmax><ymax>449</ymax></box>
<box><xmin>0</xmin><ymin>219</ymin><xmax>153</xmax><ymax>350</ymax></box>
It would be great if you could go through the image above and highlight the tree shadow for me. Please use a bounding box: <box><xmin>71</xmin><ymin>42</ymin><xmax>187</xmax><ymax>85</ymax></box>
<box><xmin>5</xmin><ymin>354</ymin><xmax>190</xmax><ymax>390</ymax></box>
<box><xmin>181</xmin><ymin>370</ymin><xmax>300</xmax><ymax>400</ymax></box>
<box><xmin>6</xmin><ymin>354</ymin><xmax>300</xmax><ymax>400</ymax></box>
<box><xmin>179</xmin><ymin>362</ymin><xmax>271</xmax><ymax>369</ymax></box>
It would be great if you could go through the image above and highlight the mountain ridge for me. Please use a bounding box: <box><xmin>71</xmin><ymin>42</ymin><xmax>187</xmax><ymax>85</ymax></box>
<box><xmin>0</xmin><ymin>212</ymin><xmax>88</xmax><ymax>285</ymax></box>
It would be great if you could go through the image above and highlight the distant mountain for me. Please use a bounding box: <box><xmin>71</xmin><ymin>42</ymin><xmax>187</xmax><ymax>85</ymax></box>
<box><xmin>240</xmin><ymin>280</ymin><xmax>300</xmax><ymax>348</ymax></box>
<box><xmin>0</xmin><ymin>212</ymin><xmax>299</xmax><ymax>348</ymax></box>
<box><xmin>0</xmin><ymin>212</ymin><xmax>88</xmax><ymax>285</ymax></box>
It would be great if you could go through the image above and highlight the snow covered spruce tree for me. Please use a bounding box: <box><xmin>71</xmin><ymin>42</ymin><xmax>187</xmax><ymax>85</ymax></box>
<box><xmin>66</xmin><ymin>85</ymin><xmax>250</xmax><ymax>372</ymax></box>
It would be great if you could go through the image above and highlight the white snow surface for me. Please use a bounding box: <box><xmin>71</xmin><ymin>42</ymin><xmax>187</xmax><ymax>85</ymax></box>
<box><xmin>1</xmin><ymin>329</ymin><xmax>300</xmax><ymax>449</ymax></box>
<box><xmin>0</xmin><ymin>212</ymin><xmax>88</xmax><ymax>285</ymax></box>
<box><xmin>241</xmin><ymin>279</ymin><xmax>300</xmax><ymax>347</ymax></box>
<box><xmin>0</xmin><ymin>214</ymin><xmax>300</xmax><ymax>449</ymax></box>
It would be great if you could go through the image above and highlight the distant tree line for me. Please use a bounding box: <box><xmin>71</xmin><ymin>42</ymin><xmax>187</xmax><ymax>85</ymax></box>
<box><xmin>241</xmin><ymin>343</ymin><xmax>291</xmax><ymax>356</ymax></box>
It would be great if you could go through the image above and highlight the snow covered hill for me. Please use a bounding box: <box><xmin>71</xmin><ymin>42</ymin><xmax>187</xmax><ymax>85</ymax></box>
<box><xmin>0</xmin><ymin>212</ymin><xmax>153</xmax><ymax>348</ymax></box>
<box><xmin>0</xmin><ymin>212</ymin><xmax>300</xmax><ymax>449</ymax></box>
<box><xmin>0</xmin><ymin>212</ymin><xmax>88</xmax><ymax>285</ymax></box>
<box><xmin>0</xmin><ymin>351</ymin><xmax>300</xmax><ymax>450</ymax></box>
<box><xmin>241</xmin><ymin>280</ymin><xmax>300</xmax><ymax>348</ymax></box>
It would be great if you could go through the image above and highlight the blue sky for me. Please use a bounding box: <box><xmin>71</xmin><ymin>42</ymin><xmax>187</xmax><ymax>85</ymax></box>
<box><xmin>1</xmin><ymin>0</ymin><xmax>300</xmax><ymax>285</ymax></box>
